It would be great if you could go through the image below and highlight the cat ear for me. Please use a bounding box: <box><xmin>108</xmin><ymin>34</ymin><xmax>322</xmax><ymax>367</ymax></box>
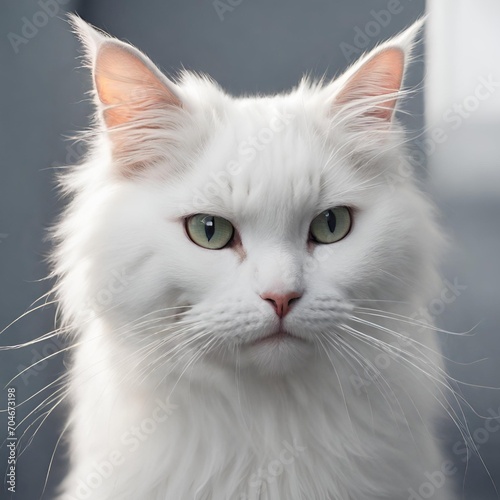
<box><xmin>332</xmin><ymin>19</ymin><xmax>424</xmax><ymax>123</ymax></box>
<box><xmin>94</xmin><ymin>41</ymin><xmax>181</xmax><ymax>130</ymax></box>
<box><xmin>69</xmin><ymin>15</ymin><xmax>184</xmax><ymax>170</ymax></box>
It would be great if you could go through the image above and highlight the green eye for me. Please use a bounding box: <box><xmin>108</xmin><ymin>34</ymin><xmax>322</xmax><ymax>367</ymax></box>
<box><xmin>186</xmin><ymin>214</ymin><xmax>234</xmax><ymax>250</ymax></box>
<box><xmin>310</xmin><ymin>207</ymin><xmax>352</xmax><ymax>244</ymax></box>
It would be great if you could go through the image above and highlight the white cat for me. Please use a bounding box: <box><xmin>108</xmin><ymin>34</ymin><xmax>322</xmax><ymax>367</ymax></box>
<box><xmin>54</xmin><ymin>15</ymin><xmax>456</xmax><ymax>500</ymax></box>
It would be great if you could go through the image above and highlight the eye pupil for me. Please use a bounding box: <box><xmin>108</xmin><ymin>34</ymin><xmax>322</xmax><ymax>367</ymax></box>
<box><xmin>325</xmin><ymin>210</ymin><xmax>336</xmax><ymax>233</ymax></box>
<box><xmin>186</xmin><ymin>214</ymin><xmax>234</xmax><ymax>250</ymax></box>
<box><xmin>204</xmin><ymin>216</ymin><xmax>215</xmax><ymax>242</ymax></box>
<box><xmin>309</xmin><ymin>206</ymin><xmax>352</xmax><ymax>244</ymax></box>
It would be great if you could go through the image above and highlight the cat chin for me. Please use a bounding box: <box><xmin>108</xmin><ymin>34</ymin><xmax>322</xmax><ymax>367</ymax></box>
<box><xmin>238</xmin><ymin>336</ymin><xmax>315</xmax><ymax>376</ymax></box>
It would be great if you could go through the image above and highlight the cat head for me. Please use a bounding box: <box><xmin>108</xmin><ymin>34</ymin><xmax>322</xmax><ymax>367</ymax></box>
<box><xmin>55</xmin><ymin>16</ymin><xmax>441</xmax><ymax>378</ymax></box>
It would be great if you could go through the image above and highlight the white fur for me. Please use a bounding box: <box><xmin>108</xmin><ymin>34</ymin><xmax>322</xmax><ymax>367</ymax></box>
<box><xmin>54</xmin><ymin>17</ymin><xmax>455</xmax><ymax>500</ymax></box>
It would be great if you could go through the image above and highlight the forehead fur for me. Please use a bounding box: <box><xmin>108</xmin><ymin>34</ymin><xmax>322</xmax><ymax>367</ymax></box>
<box><xmin>167</xmin><ymin>85</ymin><xmax>381</xmax><ymax>225</ymax></box>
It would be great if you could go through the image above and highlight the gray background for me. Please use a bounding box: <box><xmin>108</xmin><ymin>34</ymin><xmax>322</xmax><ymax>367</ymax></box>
<box><xmin>1</xmin><ymin>1</ymin><xmax>499</xmax><ymax>499</ymax></box>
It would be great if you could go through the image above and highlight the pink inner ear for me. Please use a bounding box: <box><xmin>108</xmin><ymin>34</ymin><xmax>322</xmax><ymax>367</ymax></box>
<box><xmin>94</xmin><ymin>43</ymin><xmax>181</xmax><ymax>129</ymax></box>
<box><xmin>336</xmin><ymin>48</ymin><xmax>405</xmax><ymax>122</ymax></box>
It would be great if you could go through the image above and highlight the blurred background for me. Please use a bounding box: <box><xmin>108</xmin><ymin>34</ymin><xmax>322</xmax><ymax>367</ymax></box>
<box><xmin>1</xmin><ymin>0</ymin><xmax>499</xmax><ymax>498</ymax></box>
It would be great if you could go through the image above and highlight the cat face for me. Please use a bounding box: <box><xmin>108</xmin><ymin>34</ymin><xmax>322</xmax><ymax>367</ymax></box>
<box><xmin>62</xmin><ymin>18</ymin><xmax>437</xmax><ymax>377</ymax></box>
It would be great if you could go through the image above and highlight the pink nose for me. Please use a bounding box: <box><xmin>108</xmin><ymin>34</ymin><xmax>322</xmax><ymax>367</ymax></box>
<box><xmin>260</xmin><ymin>292</ymin><xmax>302</xmax><ymax>318</ymax></box>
